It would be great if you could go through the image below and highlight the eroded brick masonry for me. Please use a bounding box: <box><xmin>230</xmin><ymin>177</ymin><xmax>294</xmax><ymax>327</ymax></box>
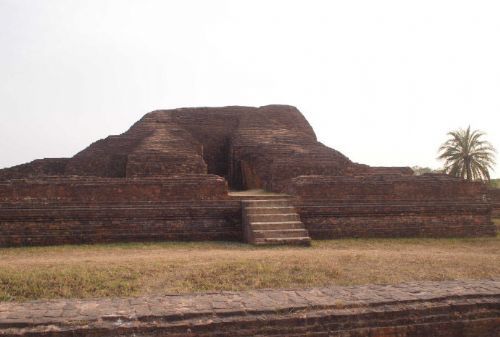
<box><xmin>489</xmin><ymin>188</ymin><xmax>500</xmax><ymax>218</ymax></box>
<box><xmin>0</xmin><ymin>105</ymin><xmax>495</xmax><ymax>246</ymax></box>
<box><xmin>0</xmin><ymin>280</ymin><xmax>499</xmax><ymax>337</ymax></box>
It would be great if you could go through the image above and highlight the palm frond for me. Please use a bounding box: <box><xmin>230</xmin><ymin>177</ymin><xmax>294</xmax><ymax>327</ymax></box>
<box><xmin>437</xmin><ymin>126</ymin><xmax>496</xmax><ymax>181</ymax></box>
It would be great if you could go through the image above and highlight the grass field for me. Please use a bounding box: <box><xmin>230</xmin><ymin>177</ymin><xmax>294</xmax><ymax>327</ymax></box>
<box><xmin>1</xmin><ymin>230</ymin><xmax>499</xmax><ymax>302</ymax></box>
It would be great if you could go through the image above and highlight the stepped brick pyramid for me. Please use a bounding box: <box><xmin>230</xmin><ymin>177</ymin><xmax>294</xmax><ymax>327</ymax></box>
<box><xmin>0</xmin><ymin>105</ymin><xmax>495</xmax><ymax>246</ymax></box>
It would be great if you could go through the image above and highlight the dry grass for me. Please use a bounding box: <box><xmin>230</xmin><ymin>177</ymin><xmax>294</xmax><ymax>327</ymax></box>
<box><xmin>0</xmin><ymin>233</ymin><xmax>499</xmax><ymax>302</ymax></box>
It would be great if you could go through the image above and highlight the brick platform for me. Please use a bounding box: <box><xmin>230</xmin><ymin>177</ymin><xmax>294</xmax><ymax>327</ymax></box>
<box><xmin>0</xmin><ymin>175</ymin><xmax>242</xmax><ymax>247</ymax></box>
<box><xmin>489</xmin><ymin>188</ymin><xmax>500</xmax><ymax>218</ymax></box>
<box><xmin>290</xmin><ymin>175</ymin><xmax>495</xmax><ymax>238</ymax></box>
<box><xmin>1</xmin><ymin>280</ymin><xmax>499</xmax><ymax>336</ymax></box>
<box><xmin>0</xmin><ymin>106</ymin><xmax>495</xmax><ymax>246</ymax></box>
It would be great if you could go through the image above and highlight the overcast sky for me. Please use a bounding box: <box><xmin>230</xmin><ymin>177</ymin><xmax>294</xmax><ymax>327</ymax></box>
<box><xmin>1</xmin><ymin>0</ymin><xmax>499</xmax><ymax>177</ymax></box>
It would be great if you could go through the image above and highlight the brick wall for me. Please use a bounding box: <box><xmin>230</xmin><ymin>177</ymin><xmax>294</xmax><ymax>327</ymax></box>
<box><xmin>488</xmin><ymin>188</ymin><xmax>500</xmax><ymax>217</ymax></box>
<box><xmin>1</xmin><ymin>280</ymin><xmax>498</xmax><ymax>337</ymax></box>
<box><xmin>1</xmin><ymin>173</ymin><xmax>496</xmax><ymax>247</ymax></box>
<box><xmin>0</xmin><ymin>175</ymin><xmax>227</xmax><ymax>203</ymax></box>
<box><xmin>288</xmin><ymin>174</ymin><xmax>495</xmax><ymax>238</ymax></box>
<box><xmin>0</xmin><ymin>175</ymin><xmax>243</xmax><ymax>247</ymax></box>
<box><xmin>0</xmin><ymin>201</ymin><xmax>242</xmax><ymax>247</ymax></box>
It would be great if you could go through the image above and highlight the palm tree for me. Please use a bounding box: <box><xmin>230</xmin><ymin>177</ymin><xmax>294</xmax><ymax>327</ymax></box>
<box><xmin>438</xmin><ymin>126</ymin><xmax>496</xmax><ymax>181</ymax></box>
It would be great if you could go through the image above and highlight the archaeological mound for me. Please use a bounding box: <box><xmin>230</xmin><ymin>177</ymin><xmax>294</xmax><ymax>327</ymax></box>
<box><xmin>0</xmin><ymin>105</ymin><xmax>495</xmax><ymax>246</ymax></box>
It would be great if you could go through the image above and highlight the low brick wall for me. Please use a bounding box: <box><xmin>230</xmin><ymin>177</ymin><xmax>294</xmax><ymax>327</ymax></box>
<box><xmin>489</xmin><ymin>188</ymin><xmax>500</xmax><ymax>218</ymax></box>
<box><xmin>0</xmin><ymin>175</ymin><xmax>228</xmax><ymax>203</ymax></box>
<box><xmin>296</xmin><ymin>200</ymin><xmax>494</xmax><ymax>238</ymax></box>
<box><xmin>0</xmin><ymin>201</ymin><xmax>242</xmax><ymax>247</ymax></box>
<box><xmin>0</xmin><ymin>175</ymin><xmax>242</xmax><ymax>247</ymax></box>
<box><xmin>1</xmin><ymin>280</ymin><xmax>498</xmax><ymax>336</ymax></box>
<box><xmin>288</xmin><ymin>174</ymin><xmax>488</xmax><ymax>202</ymax></box>
<box><xmin>0</xmin><ymin>174</ymin><xmax>496</xmax><ymax>247</ymax></box>
<box><xmin>289</xmin><ymin>174</ymin><xmax>496</xmax><ymax>238</ymax></box>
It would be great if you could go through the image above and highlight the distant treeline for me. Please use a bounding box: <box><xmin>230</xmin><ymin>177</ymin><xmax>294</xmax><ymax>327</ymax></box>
<box><xmin>411</xmin><ymin>166</ymin><xmax>441</xmax><ymax>175</ymax></box>
<box><xmin>491</xmin><ymin>179</ymin><xmax>500</xmax><ymax>188</ymax></box>
<box><xmin>411</xmin><ymin>166</ymin><xmax>499</xmax><ymax>187</ymax></box>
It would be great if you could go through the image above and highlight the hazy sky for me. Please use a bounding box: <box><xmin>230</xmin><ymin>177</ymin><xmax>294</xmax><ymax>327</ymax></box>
<box><xmin>1</xmin><ymin>0</ymin><xmax>499</xmax><ymax>177</ymax></box>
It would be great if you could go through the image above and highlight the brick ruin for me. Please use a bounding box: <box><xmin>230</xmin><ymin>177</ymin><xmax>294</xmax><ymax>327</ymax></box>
<box><xmin>1</xmin><ymin>280</ymin><xmax>499</xmax><ymax>337</ymax></box>
<box><xmin>290</xmin><ymin>174</ymin><xmax>493</xmax><ymax>238</ymax></box>
<box><xmin>0</xmin><ymin>105</ymin><xmax>495</xmax><ymax>246</ymax></box>
<box><xmin>489</xmin><ymin>188</ymin><xmax>500</xmax><ymax>218</ymax></box>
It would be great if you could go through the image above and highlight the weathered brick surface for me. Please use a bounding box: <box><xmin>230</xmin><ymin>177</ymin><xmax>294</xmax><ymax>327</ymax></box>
<box><xmin>0</xmin><ymin>105</ymin><xmax>373</xmax><ymax>191</ymax></box>
<box><xmin>0</xmin><ymin>105</ymin><xmax>494</xmax><ymax>245</ymax></box>
<box><xmin>0</xmin><ymin>175</ymin><xmax>241</xmax><ymax>247</ymax></box>
<box><xmin>0</xmin><ymin>158</ymin><xmax>68</xmax><ymax>180</ymax></box>
<box><xmin>242</xmin><ymin>197</ymin><xmax>311</xmax><ymax>245</ymax></box>
<box><xmin>288</xmin><ymin>174</ymin><xmax>488</xmax><ymax>201</ymax></box>
<box><xmin>0</xmin><ymin>201</ymin><xmax>242</xmax><ymax>246</ymax></box>
<box><xmin>289</xmin><ymin>175</ymin><xmax>495</xmax><ymax>238</ymax></box>
<box><xmin>489</xmin><ymin>188</ymin><xmax>500</xmax><ymax>218</ymax></box>
<box><xmin>0</xmin><ymin>175</ymin><xmax>228</xmax><ymax>203</ymax></box>
<box><xmin>0</xmin><ymin>280</ymin><xmax>498</xmax><ymax>336</ymax></box>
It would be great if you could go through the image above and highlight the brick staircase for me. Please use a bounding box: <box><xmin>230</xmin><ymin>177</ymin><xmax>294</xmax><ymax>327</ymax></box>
<box><xmin>242</xmin><ymin>198</ymin><xmax>311</xmax><ymax>246</ymax></box>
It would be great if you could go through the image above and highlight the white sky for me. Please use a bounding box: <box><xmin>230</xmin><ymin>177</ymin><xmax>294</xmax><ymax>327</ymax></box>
<box><xmin>1</xmin><ymin>0</ymin><xmax>499</xmax><ymax>177</ymax></box>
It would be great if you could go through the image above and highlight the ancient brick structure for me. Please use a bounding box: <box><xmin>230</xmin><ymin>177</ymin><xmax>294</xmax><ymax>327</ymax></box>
<box><xmin>1</xmin><ymin>279</ymin><xmax>499</xmax><ymax>336</ymax></box>
<box><xmin>489</xmin><ymin>188</ymin><xmax>500</xmax><ymax>218</ymax></box>
<box><xmin>242</xmin><ymin>197</ymin><xmax>311</xmax><ymax>245</ymax></box>
<box><xmin>0</xmin><ymin>105</ymin><xmax>369</xmax><ymax>190</ymax></box>
<box><xmin>0</xmin><ymin>176</ymin><xmax>242</xmax><ymax>246</ymax></box>
<box><xmin>289</xmin><ymin>174</ymin><xmax>495</xmax><ymax>238</ymax></box>
<box><xmin>0</xmin><ymin>105</ymin><xmax>495</xmax><ymax>246</ymax></box>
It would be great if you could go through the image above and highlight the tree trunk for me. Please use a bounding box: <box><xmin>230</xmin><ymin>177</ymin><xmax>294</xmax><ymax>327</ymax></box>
<box><xmin>465</xmin><ymin>158</ymin><xmax>472</xmax><ymax>181</ymax></box>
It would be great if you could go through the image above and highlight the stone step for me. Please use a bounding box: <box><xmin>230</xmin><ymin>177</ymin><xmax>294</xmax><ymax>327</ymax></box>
<box><xmin>253</xmin><ymin>228</ymin><xmax>309</xmax><ymax>239</ymax></box>
<box><xmin>228</xmin><ymin>190</ymin><xmax>292</xmax><ymax>201</ymax></box>
<box><xmin>242</xmin><ymin>199</ymin><xmax>291</xmax><ymax>208</ymax></box>
<box><xmin>250</xmin><ymin>220</ymin><xmax>304</xmax><ymax>228</ymax></box>
<box><xmin>253</xmin><ymin>237</ymin><xmax>312</xmax><ymax>246</ymax></box>
<box><xmin>250</xmin><ymin>222</ymin><xmax>306</xmax><ymax>230</ymax></box>
<box><xmin>244</xmin><ymin>206</ymin><xmax>296</xmax><ymax>215</ymax></box>
<box><xmin>247</xmin><ymin>213</ymin><xmax>300</xmax><ymax>222</ymax></box>
<box><xmin>242</xmin><ymin>198</ymin><xmax>311</xmax><ymax>246</ymax></box>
